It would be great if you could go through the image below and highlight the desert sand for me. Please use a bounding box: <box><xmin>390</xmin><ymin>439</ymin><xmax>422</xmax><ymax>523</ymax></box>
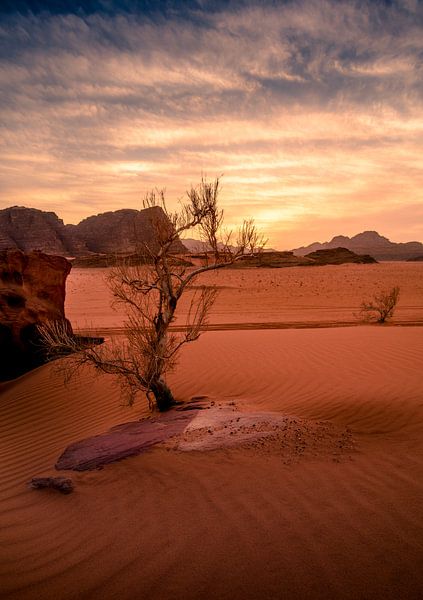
<box><xmin>1</xmin><ymin>262</ymin><xmax>423</xmax><ymax>599</ymax></box>
<box><xmin>66</xmin><ymin>261</ymin><xmax>423</xmax><ymax>333</ymax></box>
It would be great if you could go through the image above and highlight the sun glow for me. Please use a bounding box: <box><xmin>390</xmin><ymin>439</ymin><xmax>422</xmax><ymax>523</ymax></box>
<box><xmin>0</xmin><ymin>2</ymin><xmax>421</xmax><ymax>247</ymax></box>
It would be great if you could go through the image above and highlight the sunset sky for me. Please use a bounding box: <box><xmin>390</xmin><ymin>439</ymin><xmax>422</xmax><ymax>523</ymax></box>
<box><xmin>0</xmin><ymin>0</ymin><xmax>422</xmax><ymax>249</ymax></box>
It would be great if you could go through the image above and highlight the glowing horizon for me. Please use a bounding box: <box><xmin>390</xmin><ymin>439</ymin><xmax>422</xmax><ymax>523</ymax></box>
<box><xmin>0</xmin><ymin>0</ymin><xmax>422</xmax><ymax>250</ymax></box>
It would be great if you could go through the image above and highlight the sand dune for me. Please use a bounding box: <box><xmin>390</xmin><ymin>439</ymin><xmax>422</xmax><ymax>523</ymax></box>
<box><xmin>1</xmin><ymin>319</ymin><xmax>423</xmax><ymax>599</ymax></box>
<box><xmin>2</xmin><ymin>264</ymin><xmax>423</xmax><ymax>598</ymax></box>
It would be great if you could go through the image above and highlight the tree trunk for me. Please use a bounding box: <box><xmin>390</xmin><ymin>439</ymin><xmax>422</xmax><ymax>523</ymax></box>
<box><xmin>150</xmin><ymin>378</ymin><xmax>176</xmax><ymax>411</ymax></box>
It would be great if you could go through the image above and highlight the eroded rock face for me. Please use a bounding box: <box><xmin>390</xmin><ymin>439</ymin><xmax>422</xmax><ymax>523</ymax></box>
<box><xmin>0</xmin><ymin>250</ymin><xmax>72</xmax><ymax>380</ymax></box>
<box><xmin>0</xmin><ymin>206</ymin><xmax>87</xmax><ymax>256</ymax></box>
<box><xmin>73</xmin><ymin>206</ymin><xmax>187</xmax><ymax>254</ymax></box>
<box><xmin>0</xmin><ymin>205</ymin><xmax>187</xmax><ymax>257</ymax></box>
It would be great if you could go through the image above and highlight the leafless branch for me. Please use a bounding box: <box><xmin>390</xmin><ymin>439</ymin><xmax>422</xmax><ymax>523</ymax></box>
<box><xmin>41</xmin><ymin>177</ymin><xmax>265</xmax><ymax>412</ymax></box>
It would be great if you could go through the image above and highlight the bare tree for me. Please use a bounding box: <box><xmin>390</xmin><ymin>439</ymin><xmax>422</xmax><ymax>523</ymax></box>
<box><xmin>39</xmin><ymin>178</ymin><xmax>265</xmax><ymax>411</ymax></box>
<box><xmin>359</xmin><ymin>286</ymin><xmax>400</xmax><ymax>323</ymax></box>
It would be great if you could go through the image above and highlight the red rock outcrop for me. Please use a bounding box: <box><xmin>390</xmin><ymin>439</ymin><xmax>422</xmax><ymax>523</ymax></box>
<box><xmin>0</xmin><ymin>205</ymin><xmax>187</xmax><ymax>256</ymax></box>
<box><xmin>225</xmin><ymin>248</ymin><xmax>376</xmax><ymax>268</ymax></box>
<box><xmin>73</xmin><ymin>206</ymin><xmax>187</xmax><ymax>254</ymax></box>
<box><xmin>0</xmin><ymin>250</ymin><xmax>72</xmax><ymax>380</ymax></box>
<box><xmin>0</xmin><ymin>206</ymin><xmax>87</xmax><ymax>255</ymax></box>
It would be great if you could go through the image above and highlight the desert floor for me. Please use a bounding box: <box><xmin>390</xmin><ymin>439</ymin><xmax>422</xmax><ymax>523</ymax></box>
<box><xmin>66</xmin><ymin>261</ymin><xmax>423</xmax><ymax>332</ymax></box>
<box><xmin>1</xmin><ymin>262</ymin><xmax>423</xmax><ymax>599</ymax></box>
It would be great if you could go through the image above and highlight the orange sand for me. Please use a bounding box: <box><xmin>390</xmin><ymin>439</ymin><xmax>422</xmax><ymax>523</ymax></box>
<box><xmin>1</xmin><ymin>264</ymin><xmax>423</xmax><ymax>599</ymax></box>
<box><xmin>66</xmin><ymin>262</ymin><xmax>423</xmax><ymax>333</ymax></box>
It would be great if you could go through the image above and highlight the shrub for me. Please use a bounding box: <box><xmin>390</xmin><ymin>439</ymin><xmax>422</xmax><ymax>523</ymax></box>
<box><xmin>359</xmin><ymin>286</ymin><xmax>400</xmax><ymax>323</ymax></box>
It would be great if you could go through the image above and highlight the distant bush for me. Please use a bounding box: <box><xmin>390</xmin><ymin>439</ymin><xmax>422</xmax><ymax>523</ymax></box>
<box><xmin>359</xmin><ymin>286</ymin><xmax>400</xmax><ymax>323</ymax></box>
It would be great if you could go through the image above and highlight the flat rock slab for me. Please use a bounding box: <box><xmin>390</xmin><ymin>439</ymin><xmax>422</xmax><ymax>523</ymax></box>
<box><xmin>56</xmin><ymin>399</ymin><xmax>355</xmax><ymax>472</ymax></box>
<box><xmin>56</xmin><ymin>410</ymin><xmax>197</xmax><ymax>471</ymax></box>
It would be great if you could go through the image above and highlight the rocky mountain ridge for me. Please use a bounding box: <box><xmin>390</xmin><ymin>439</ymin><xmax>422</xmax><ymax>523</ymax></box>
<box><xmin>1</xmin><ymin>208</ymin><xmax>421</xmax><ymax>262</ymax></box>
<box><xmin>293</xmin><ymin>231</ymin><xmax>423</xmax><ymax>261</ymax></box>
<box><xmin>0</xmin><ymin>206</ymin><xmax>186</xmax><ymax>256</ymax></box>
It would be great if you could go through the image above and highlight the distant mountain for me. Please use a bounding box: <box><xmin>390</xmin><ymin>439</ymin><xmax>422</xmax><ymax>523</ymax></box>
<box><xmin>182</xmin><ymin>238</ymin><xmax>276</xmax><ymax>254</ymax></box>
<box><xmin>181</xmin><ymin>238</ymin><xmax>211</xmax><ymax>252</ymax></box>
<box><xmin>181</xmin><ymin>238</ymin><xmax>240</xmax><ymax>253</ymax></box>
<box><xmin>293</xmin><ymin>231</ymin><xmax>423</xmax><ymax>261</ymax></box>
<box><xmin>0</xmin><ymin>206</ymin><xmax>187</xmax><ymax>256</ymax></box>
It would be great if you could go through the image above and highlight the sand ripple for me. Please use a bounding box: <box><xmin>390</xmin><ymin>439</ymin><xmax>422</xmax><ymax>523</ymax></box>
<box><xmin>1</xmin><ymin>327</ymin><xmax>423</xmax><ymax>599</ymax></box>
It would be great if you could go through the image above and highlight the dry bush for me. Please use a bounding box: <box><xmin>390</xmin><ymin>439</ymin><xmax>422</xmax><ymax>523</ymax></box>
<box><xmin>359</xmin><ymin>286</ymin><xmax>400</xmax><ymax>323</ymax></box>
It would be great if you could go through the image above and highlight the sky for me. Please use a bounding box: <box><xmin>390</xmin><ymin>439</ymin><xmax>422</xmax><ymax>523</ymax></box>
<box><xmin>0</xmin><ymin>0</ymin><xmax>422</xmax><ymax>249</ymax></box>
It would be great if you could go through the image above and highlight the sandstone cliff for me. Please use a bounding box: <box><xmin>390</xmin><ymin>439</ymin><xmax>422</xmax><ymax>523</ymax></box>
<box><xmin>0</xmin><ymin>205</ymin><xmax>187</xmax><ymax>256</ymax></box>
<box><xmin>72</xmin><ymin>206</ymin><xmax>187</xmax><ymax>254</ymax></box>
<box><xmin>0</xmin><ymin>207</ymin><xmax>87</xmax><ymax>256</ymax></box>
<box><xmin>0</xmin><ymin>250</ymin><xmax>72</xmax><ymax>380</ymax></box>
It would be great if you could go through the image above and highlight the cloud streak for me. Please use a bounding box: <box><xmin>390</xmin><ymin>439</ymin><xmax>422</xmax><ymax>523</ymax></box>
<box><xmin>0</xmin><ymin>0</ymin><xmax>422</xmax><ymax>247</ymax></box>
